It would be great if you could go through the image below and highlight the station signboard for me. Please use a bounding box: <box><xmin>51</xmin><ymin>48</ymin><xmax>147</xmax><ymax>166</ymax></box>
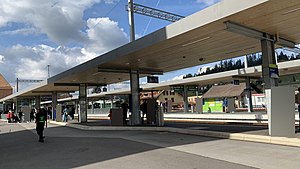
<box><xmin>170</xmin><ymin>85</ymin><xmax>184</xmax><ymax>92</ymax></box>
<box><xmin>147</xmin><ymin>76</ymin><xmax>159</xmax><ymax>83</ymax></box>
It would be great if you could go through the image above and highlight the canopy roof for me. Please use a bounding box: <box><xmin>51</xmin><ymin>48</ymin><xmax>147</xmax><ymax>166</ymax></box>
<box><xmin>2</xmin><ymin>0</ymin><xmax>300</xmax><ymax>100</ymax></box>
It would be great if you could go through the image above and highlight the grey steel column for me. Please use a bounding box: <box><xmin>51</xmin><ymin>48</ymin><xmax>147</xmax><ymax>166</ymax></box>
<box><xmin>246</xmin><ymin>77</ymin><xmax>253</xmax><ymax>112</ymax></box>
<box><xmin>79</xmin><ymin>84</ymin><xmax>87</xmax><ymax>123</ymax></box>
<box><xmin>244</xmin><ymin>55</ymin><xmax>248</xmax><ymax>68</ymax></box>
<box><xmin>261</xmin><ymin>34</ymin><xmax>279</xmax><ymax>136</ymax></box>
<box><xmin>130</xmin><ymin>70</ymin><xmax>141</xmax><ymax>125</ymax></box>
<box><xmin>128</xmin><ymin>0</ymin><xmax>135</xmax><ymax>42</ymax></box>
<box><xmin>15</xmin><ymin>98</ymin><xmax>18</xmax><ymax>114</ymax></box>
<box><xmin>261</xmin><ymin>34</ymin><xmax>278</xmax><ymax>89</ymax></box>
<box><xmin>35</xmin><ymin>96</ymin><xmax>41</xmax><ymax>109</ymax></box>
<box><xmin>52</xmin><ymin>92</ymin><xmax>57</xmax><ymax>120</ymax></box>
<box><xmin>183</xmin><ymin>85</ymin><xmax>188</xmax><ymax>113</ymax></box>
<box><xmin>91</xmin><ymin>101</ymin><xmax>94</xmax><ymax>114</ymax></box>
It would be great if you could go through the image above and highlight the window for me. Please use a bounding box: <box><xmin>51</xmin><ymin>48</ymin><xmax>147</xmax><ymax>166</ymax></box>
<box><xmin>166</xmin><ymin>91</ymin><xmax>169</xmax><ymax>95</ymax></box>
<box><xmin>170</xmin><ymin>91</ymin><xmax>175</xmax><ymax>95</ymax></box>
<box><xmin>171</xmin><ymin>98</ymin><xmax>175</xmax><ymax>102</ymax></box>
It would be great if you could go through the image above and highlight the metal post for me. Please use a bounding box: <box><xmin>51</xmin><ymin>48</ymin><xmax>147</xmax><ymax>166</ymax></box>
<box><xmin>183</xmin><ymin>85</ymin><xmax>188</xmax><ymax>113</ymax></box>
<box><xmin>47</xmin><ymin>65</ymin><xmax>50</xmax><ymax>77</ymax></box>
<box><xmin>244</xmin><ymin>55</ymin><xmax>248</xmax><ymax>68</ymax></box>
<box><xmin>261</xmin><ymin>34</ymin><xmax>278</xmax><ymax>89</ymax></box>
<box><xmin>52</xmin><ymin>92</ymin><xmax>57</xmax><ymax>120</ymax></box>
<box><xmin>246</xmin><ymin>77</ymin><xmax>253</xmax><ymax>112</ymax></box>
<box><xmin>35</xmin><ymin>96</ymin><xmax>41</xmax><ymax>109</ymax></box>
<box><xmin>128</xmin><ymin>0</ymin><xmax>135</xmax><ymax>42</ymax></box>
<box><xmin>79</xmin><ymin>84</ymin><xmax>87</xmax><ymax>123</ymax></box>
<box><xmin>16</xmin><ymin>78</ymin><xmax>19</xmax><ymax>92</ymax></box>
<box><xmin>91</xmin><ymin>101</ymin><xmax>94</xmax><ymax>114</ymax></box>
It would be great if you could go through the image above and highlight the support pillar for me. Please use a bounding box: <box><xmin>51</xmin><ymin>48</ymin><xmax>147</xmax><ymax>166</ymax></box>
<box><xmin>35</xmin><ymin>96</ymin><xmax>41</xmax><ymax>109</ymax></box>
<box><xmin>78</xmin><ymin>84</ymin><xmax>87</xmax><ymax>123</ymax></box>
<box><xmin>261</xmin><ymin>34</ymin><xmax>292</xmax><ymax>137</ymax></box>
<box><xmin>52</xmin><ymin>92</ymin><xmax>57</xmax><ymax>120</ymax></box>
<box><xmin>91</xmin><ymin>101</ymin><xmax>94</xmax><ymax>114</ymax></box>
<box><xmin>246</xmin><ymin>77</ymin><xmax>253</xmax><ymax>112</ymax></box>
<box><xmin>110</xmin><ymin>97</ymin><xmax>113</xmax><ymax>108</ymax></box>
<box><xmin>130</xmin><ymin>70</ymin><xmax>141</xmax><ymax>125</ymax></box>
<box><xmin>195</xmin><ymin>98</ymin><xmax>203</xmax><ymax>113</ymax></box>
<box><xmin>261</xmin><ymin>34</ymin><xmax>278</xmax><ymax>89</ymax></box>
<box><xmin>183</xmin><ymin>85</ymin><xmax>189</xmax><ymax>113</ymax></box>
<box><xmin>15</xmin><ymin>98</ymin><xmax>19</xmax><ymax>114</ymax></box>
<box><xmin>227</xmin><ymin>98</ymin><xmax>236</xmax><ymax>113</ymax></box>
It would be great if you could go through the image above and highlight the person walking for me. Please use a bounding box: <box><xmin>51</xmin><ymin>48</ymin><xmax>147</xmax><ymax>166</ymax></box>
<box><xmin>35</xmin><ymin>108</ymin><xmax>47</xmax><ymax>142</ymax></box>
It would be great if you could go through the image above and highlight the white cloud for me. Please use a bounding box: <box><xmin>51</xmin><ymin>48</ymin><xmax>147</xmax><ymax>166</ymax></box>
<box><xmin>0</xmin><ymin>1</ymin><xmax>129</xmax><ymax>91</ymax></box>
<box><xmin>196</xmin><ymin>0</ymin><xmax>221</xmax><ymax>6</ymax></box>
<box><xmin>0</xmin><ymin>54</ymin><xmax>4</xmax><ymax>63</ymax></box>
<box><xmin>0</xmin><ymin>0</ymin><xmax>104</xmax><ymax>44</ymax></box>
<box><xmin>1</xmin><ymin>44</ymin><xmax>86</xmax><ymax>82</ymax></box>
<box><xmin>0</xmin><ymin>27</ymin><xmax>37</xmax><ymax>35</ymax></box>
<box><xmin>85</xmin><ymin>17</ymin><xmax>128</xmax><ymax>54</ymax></box>
<box><xmin>0</xmin><ymin>17</ymin><xmax>128</xmax><ymax>91</ymax></box>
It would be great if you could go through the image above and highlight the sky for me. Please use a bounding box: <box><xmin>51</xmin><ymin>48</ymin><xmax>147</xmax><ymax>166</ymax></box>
<box><xmin>0</xmin><ymin>0</ymin><xmax>221</xmax><ymax>92</ymax></box>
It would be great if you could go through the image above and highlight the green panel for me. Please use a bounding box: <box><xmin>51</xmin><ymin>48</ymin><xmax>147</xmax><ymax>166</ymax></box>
<box><xmin>203</xmin><ymin>98</ymin><xmax>223</xmax><ymax>112</ymax></box>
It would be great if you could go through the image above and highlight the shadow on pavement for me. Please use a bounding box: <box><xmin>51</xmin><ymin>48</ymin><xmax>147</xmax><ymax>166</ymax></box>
<box><xmin>0</xmin><ymin>122</ymin><xmax>241</xmax><ymax>169</ymax></box>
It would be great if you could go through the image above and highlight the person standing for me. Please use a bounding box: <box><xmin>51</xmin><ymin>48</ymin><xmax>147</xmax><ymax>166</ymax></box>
<box><xmin>18</xmin><ymin>109</ymin><xmax>23</xmax><ymax>123</ymax></box>
<box><xmin>35</xmin><ymin>108</ymin><xmax>47</xmax><ymax>142</ymax></box>
<box><xmin>222</xmin><ymin>98</ymin><xmax>228</xmax><ymax>113</ymax></box>
<box><xmin>121</xmin><ymin>101</ymin><xmax>129</xmax><ymax>125</ymax></box>
<box><xmin>63</xmin><ymin>107</ymin><xmax>69</xmax><ymax>122</ymax></box>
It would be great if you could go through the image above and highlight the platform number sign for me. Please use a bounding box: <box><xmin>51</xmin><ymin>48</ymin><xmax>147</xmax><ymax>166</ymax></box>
<box><xmin>147</xmin><ymin>76</ymin><xmax>159</xmax><ymax>83</ymax></box>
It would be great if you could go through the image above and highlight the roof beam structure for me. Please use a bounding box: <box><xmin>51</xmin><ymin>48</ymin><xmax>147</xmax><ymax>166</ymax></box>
<box><xmin>97</xmin><ymin>67</ymin><xmax>163</xmax><ymax>75</ymax></box>
<box><xmin>126</xmin><ymin>3</ymin><xmax>184</xmax><ymax>22</ymax></box>
<box><xmin>225</xmin><ymin>21</ymin><xmax>296</xmax><ymax>48</ymax></box>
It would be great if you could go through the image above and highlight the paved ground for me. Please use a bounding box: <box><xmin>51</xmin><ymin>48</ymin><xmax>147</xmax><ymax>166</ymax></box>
<box><xmin>1</xmin><ymin>121</ymin><xmax>300</xmax><ymax>169</ymax></box>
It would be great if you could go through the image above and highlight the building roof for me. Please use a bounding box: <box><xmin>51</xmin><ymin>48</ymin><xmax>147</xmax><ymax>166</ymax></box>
<box><xmin>202</xmin><ymin>83</ymin><xmax>246</xmax><ymax>99</ymax></box>
<box><xmin>0</xmin><ymin>74</ymin><xmax>12</xmax><ymax>90</ymax></box>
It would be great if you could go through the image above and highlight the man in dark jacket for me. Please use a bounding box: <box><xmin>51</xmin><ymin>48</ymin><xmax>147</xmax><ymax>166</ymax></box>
<box><xmin>35</xmin><ymin>108</ymin><xmax>47</xmax><ymax>142</ymax></box>
<box><xmin>121</xmin><ymin>101</ymin><xmax>129</xmax><ymax>125</ymax></box>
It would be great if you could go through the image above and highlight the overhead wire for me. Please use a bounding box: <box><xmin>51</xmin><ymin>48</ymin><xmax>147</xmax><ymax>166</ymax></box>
<box><xmin>77</xmin><ymin>0</ymin><xmax>122</xmax><ymax>44</ymax></box>
<box><xmin>142</xmin><ymin>0</ymin><xmax>161</xmax><ymax>36</ymax></box>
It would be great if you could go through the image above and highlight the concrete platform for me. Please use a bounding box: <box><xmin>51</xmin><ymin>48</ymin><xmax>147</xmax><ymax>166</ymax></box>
<box><xmin>48</xmin><ymin>117</ymin><xmax>300</xmax><ymax>148</ymax></box>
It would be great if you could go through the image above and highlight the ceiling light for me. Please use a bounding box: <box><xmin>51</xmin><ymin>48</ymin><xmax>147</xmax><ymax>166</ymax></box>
<box><xmin>182</xmin><ymin>36</ymin><xmax>211</xmax><ymax>47</ymax></box>
<box><xmin>225</xmin><ymin>21</ymin><xmax>269</xmax><ymax>41</ymax></box>
<box><xmin>282</xmin><ymin>7</ymin><xmax>300</xmax><ymax>15</ymax></box>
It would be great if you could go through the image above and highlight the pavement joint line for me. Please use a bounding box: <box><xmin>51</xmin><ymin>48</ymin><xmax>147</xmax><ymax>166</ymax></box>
<box><xmin>46</xmin><ymin>121</ymin><xmax>300</xmax><ymax>148</ymax></box>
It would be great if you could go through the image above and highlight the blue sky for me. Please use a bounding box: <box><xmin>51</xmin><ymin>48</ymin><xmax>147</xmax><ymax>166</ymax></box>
<box><xmin>0</xmin><ymin>0</ymin><xmax>221</xmax><ymax>91</ymax></box>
